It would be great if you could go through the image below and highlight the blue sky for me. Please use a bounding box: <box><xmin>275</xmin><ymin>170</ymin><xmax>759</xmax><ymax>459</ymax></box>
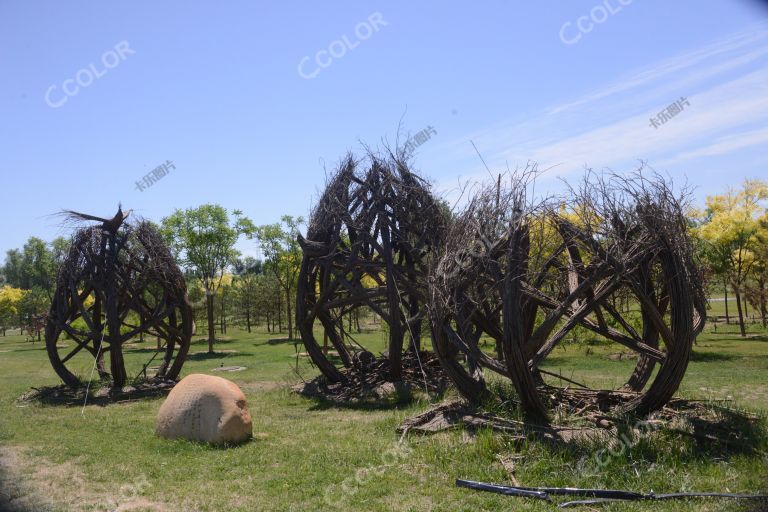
<box><xmin>1</xmin><ymin>1</ymin><xmax>767</xmax><ymax>259</ymax></box>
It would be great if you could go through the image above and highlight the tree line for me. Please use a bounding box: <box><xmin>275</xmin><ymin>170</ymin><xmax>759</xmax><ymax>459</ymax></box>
<box><xmin>1</xmin><ymin>180</ymin><xmax>766</xmax><ymax>348</ymax></box>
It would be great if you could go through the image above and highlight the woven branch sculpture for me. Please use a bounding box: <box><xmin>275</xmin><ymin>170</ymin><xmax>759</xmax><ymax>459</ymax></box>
<box><xmin>429</xmin><ymin>170</ymin><xmax>706</xmax><ymax>421</ymax></box>
<box><xmin>46</xmin><ymin>207</ymin><xmax>192</xmax><ymax>388</ymax></box>
<box><xmin>296</xmin><ymin>154</ymin><xmax>447</xmax><ymax>384</ymax></box>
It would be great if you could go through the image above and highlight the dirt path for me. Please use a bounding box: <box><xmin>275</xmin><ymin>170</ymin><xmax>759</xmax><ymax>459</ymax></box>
<box><xmin>0</xmin><ymin>446</ymin><xmax>169</xmax><ymax>512</ymax></box>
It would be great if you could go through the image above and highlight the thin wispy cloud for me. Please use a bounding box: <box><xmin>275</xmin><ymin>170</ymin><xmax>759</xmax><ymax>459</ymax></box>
<box><xmin>546</xmin><ymin>22</ymin><xmax>768</xmax><ymax>115</ymax></box>
<box><xmin>656</xmin><ymin>126</ymin><xmax>768</xmax><ymax>167</ymax></box>
<box><xmin>437</xmin><ymin>21</ymin><xmax>768</xmax><ymax>190</ymax></box>
<box><xmin>506</xmin><ymin>67</ymin><xmax>768</xmax><ymax>169</ymax></box>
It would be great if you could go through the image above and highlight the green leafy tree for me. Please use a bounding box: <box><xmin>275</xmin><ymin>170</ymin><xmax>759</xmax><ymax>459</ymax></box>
<box><xmin>161</xmin><ymin>204</ymin><xmax>255</xmax><ymax>353</ymax></box>
<box><xmin>20</xmin><ymin>237</ymin><xmax>57</xmax><ymax>297</ymax></box>
<box><xmin>2</xmin><ymin>236</ymin><xmax>67</xmax><ymax>299</ymax></box>
<box><xmin>255</xmin><ymin>215</ymin><xmax>304</xmax><ymax>340</ymax></box>
<box><xmin>20</xmin><ymin>287</ymin><xmax>49</xmax><ymax>341</ymax></box>
<box><xmin>254</xmin><ymin>273</ymin><xmax>282</xmax><ymax>333</ymax></box>
<box><xmin>232</xmin><ymin>257</ymin><xmax>262</xmax><ymax>333</ymax></box>
<box><xmin>2</xmin><ymin>249</ymin><xmax>23</xmax><ymax>288</ymax></box>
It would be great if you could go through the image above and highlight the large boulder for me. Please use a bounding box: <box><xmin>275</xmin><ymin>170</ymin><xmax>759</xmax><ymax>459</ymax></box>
<box><xmin>155</xmin><ymin>374</ymin><xmax>252</xmax><ymax>445</ymax></box>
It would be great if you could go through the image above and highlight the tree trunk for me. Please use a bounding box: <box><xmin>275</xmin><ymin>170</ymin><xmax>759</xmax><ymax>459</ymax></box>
<box><xmin>724</xmin><ymin>280</ymin><xmax>730</xmax><ymax>324</ymax></box>
<box><xmin>277</xmin><ymin>294</ymin><xmax>282</xmax><ymax>333</ymax></box>
<box><xmin>734</xmin><ymin>287</ymin><xmax>746</xmax><ymax>337</ymax></box>
<box><xmin>742</xmin><ymin>293</ymin><xmax>749</xmax><ymax>320</ymax></box>
<box><xmin>221</xmin><ymin>291</ymin><xmax>227</xmax><ymax>335</ymax></box>
<box><xmin>286</xmin><ymin>287</ymin><xmax>293</xmax><ymax>340</ymax></box>
<box><xmin>246</xmin><ymin>309</ymin><xmax>251</xmax><ymax>333</ymax></box>
<box><xmin>759</xmin><ymin>277</ymin><xmax>767</xmax><ymax>328</ymax></box>
<box><xmin>206</xmin><ymin>291</ymin><xmax>215</xmax><ymax>353</ymax></box>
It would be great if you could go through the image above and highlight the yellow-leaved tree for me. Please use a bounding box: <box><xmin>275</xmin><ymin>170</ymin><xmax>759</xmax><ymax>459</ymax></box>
<box><xmin>745</xmin><ymin>217</ymin><xmax>768</xmax><ymax>328</ymax></box>
<box><xmin>0</xmin><ymin>286</ymin><xmax>28</xmax><ymax>336</ymax></box>
<box><xmin>696</xmin><ymin>179</ymin><xmax>768</xmax><ymax>336</ymax></box>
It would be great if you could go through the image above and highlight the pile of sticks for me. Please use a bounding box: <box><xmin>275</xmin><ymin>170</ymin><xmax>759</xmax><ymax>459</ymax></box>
<box><xmin>295</xmin><ymin>350</ymin><xmax>448</xmax><ymax>402</ymax></box>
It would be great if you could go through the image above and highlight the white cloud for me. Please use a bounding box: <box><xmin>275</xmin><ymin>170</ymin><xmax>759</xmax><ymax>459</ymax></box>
<box><xmin>505</xmin><ymin>67</ymin><xmax>768</xmax><ymax>171</ymax></box>
<box><xmin>656</xmin><ymin>126</ymin><xmax>768</xmax><ymax>166</ymax></box>
<box><xmin>437</xmin><ymin>23</ymin><xmax>768</xmax><ymax>186</ymax></box>
<box><xmin>546</xmin><ymin>22</ymin><xmax>768</xmax><ymax>115</ymax></box>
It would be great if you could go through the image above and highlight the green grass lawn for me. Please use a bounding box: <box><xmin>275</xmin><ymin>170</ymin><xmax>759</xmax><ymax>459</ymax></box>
<box><xmin>1</xmin><ymin>324</ymin><xmax>767</xmax><ymax>511</ymax></box>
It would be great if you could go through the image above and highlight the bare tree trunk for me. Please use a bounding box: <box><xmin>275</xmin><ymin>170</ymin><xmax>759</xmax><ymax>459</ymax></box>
<box><xmin>759</xmin><ymin>277</ymin><xmax>767</xmax><ymax>328</ymax></box>
<box><xmin>743</xmin><ymin>293</ymin><xmax>749</xmax><ymax>320</ymax></box>
<box><xmin>206</xmin><ymin>291</ymin><xmax>215</xmax><ymax>353</ymax></box>
<box><xmin>246</xmin><ymin>309</ymin><xmax>251</xmax><ymax>333</ymax></box>
<box><xmin>220</xmin><ymin>290</ymin><xmax>227</xmax><ymax>335</ymax></box>
<box><xmin>724</xmin><ymin>279</ymin><xmax>730</xmax><ymax>324</ymax></box>
<box><xmin>734</xmin><ymin>286</ymin><xmax>746</xmax><ymax>337</ymax></box>
<box><xmin>286</xmin><ymin>287</ymin><xmax>293</xmax><ymax>340</ymax></box>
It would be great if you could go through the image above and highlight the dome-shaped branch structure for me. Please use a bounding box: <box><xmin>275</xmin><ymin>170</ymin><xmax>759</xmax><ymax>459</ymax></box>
<box><xmin>46</xmin><ymin>208</ymin><xmax>192</xmax><ymax>388</ymax></box>
<box><xmin>296</xmin><ymin>154</ymin><xmax>446</xmax><ymax>384</ymax></box>
<box><xmin>429</xmin><ymin>170</ymin><xmax>706</xmax><ymax>421</ymax></box>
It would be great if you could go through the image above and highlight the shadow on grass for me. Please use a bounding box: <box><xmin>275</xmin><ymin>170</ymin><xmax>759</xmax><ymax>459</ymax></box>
<box><xmin>0</xmin><ymin>464</ymin><xmax>42</xmax><ymax>512</ymax></box>
<box><xmin>190</xmin><ymin>337</ymin><xmax>236</xmax><ymax>345</ymax></box>
<box><xmin>161</xmin><ymin>436</ymin><xmax>254</xmax><ymax>451</ymax></box>
<box><xmin>293</xmin><ymin>376</ymin><xmax>447</xmax><ymax>412</ymax></box>
<box><xmin>689</xmin><ymin>351</ymin><xmax>738</xmax><ymax>362</ymax></box>
<box><xmin>266</xmin><ymin>337</ymin><xmax>296</xmax><ymax>345</ymax></box>
<box><xmin>303</xmin><ymin>389</ymin><xmax>424</xmax><ymax>412</ymax></box>
<box><xmin>17</xmin><ymin>380</ymin><xmax>174</xmax><ymax>407</ymax></box>
<box><xmin>185</xmin><ymin>351</ymin><xmax>238</xmax><ymax>361</ymax></box>
<box><xmin>533</xmin><ymin>404</ymin><xmax>765</xmax><ymax>467</ymax></box>
<box><xmin>430</xmin><ymin>379</ymin><xmax>768</xmax><ymax>469</ymax></box>
<box><xmin>125</xmin><ymin>347</ymin><xmax>168</xmax><ymax>354</ymax></box>
<box><xmin>2</xmin><ymin>346</ymin><xmax>45</xmax><ymax>353</ymax></box>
